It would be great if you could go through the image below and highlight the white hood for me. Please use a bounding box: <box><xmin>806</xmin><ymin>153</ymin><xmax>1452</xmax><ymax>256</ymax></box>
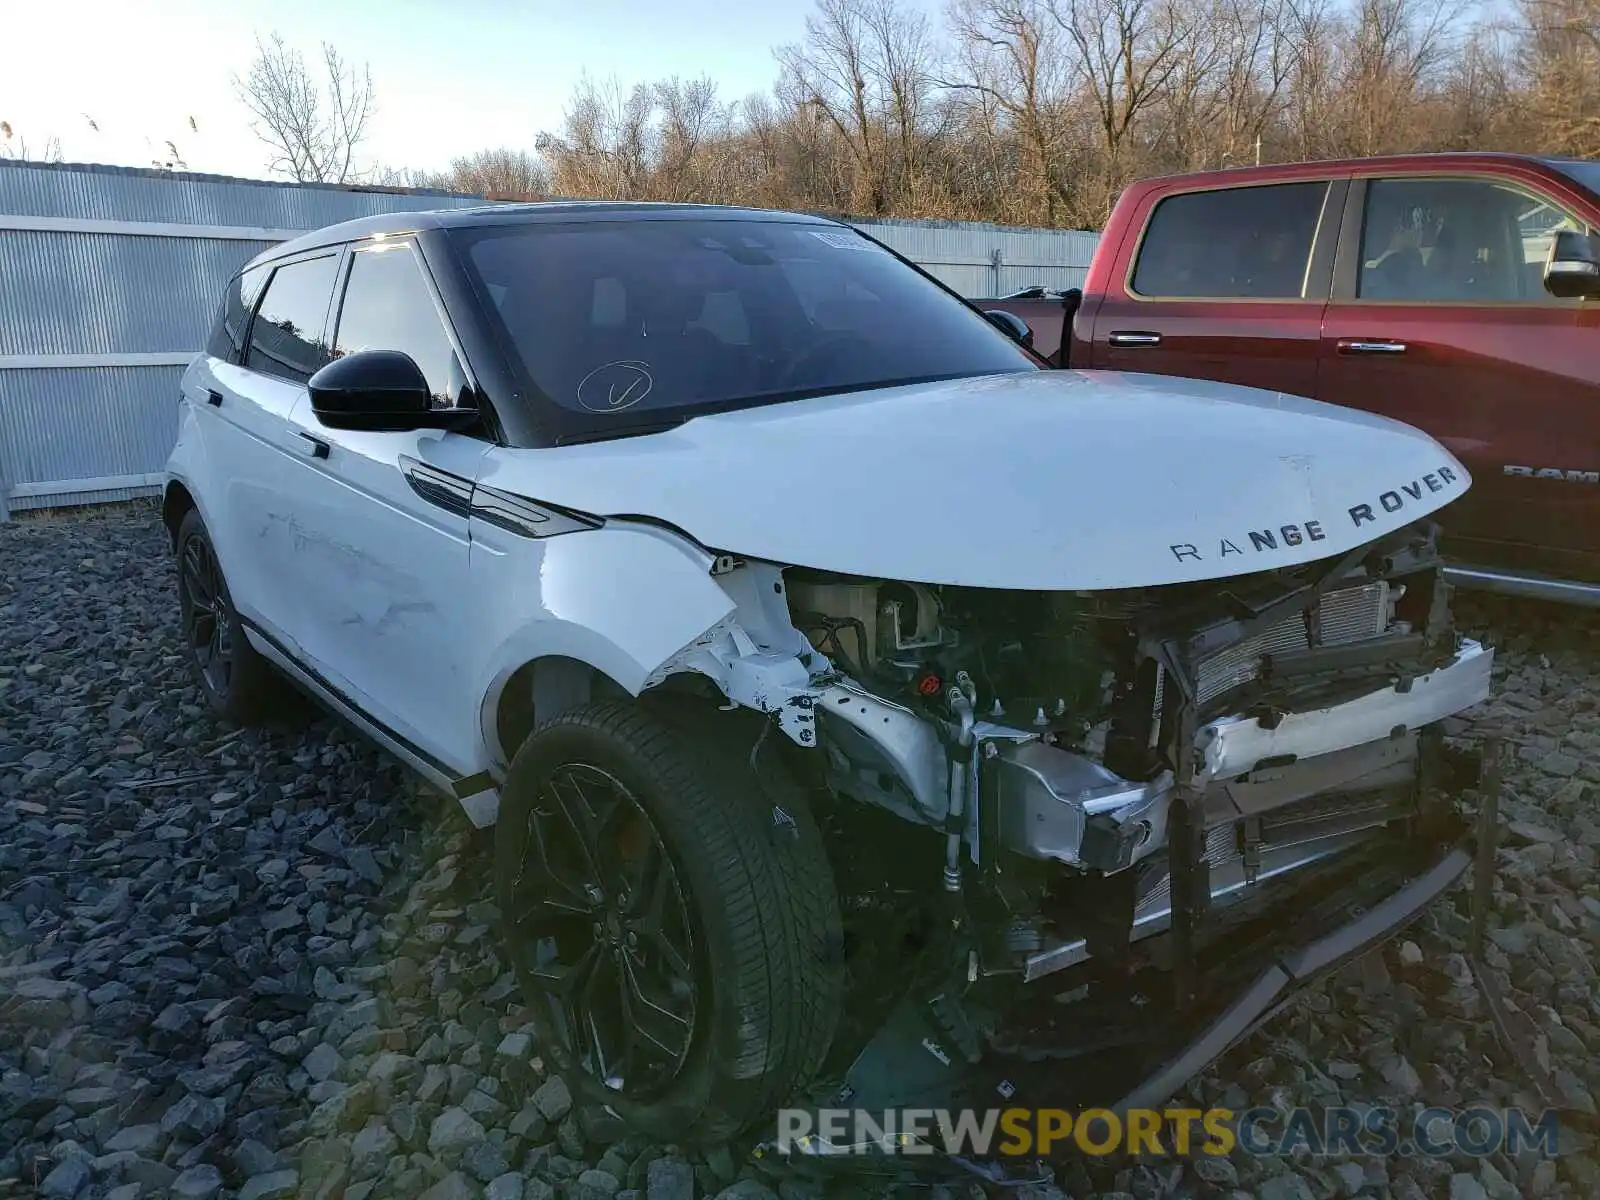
<box><xmin>480</xmin><ymin>370</ymin><xmax>1471</xmax><ymax>591</ymax></box>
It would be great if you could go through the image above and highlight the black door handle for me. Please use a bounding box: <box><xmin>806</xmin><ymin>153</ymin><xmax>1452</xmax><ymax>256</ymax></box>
<box><xmin>298</xmin><ymin>432</ymin><xmax>330</xmax><ymax>460</ymax></box>
<box><xmin>205</xmin><ymin>390</ymin><xmax>223</xmax><ymax>407</ymax></box>
<box><xmin>1108</xmin><ymin>331</ymin><xmax>1163</xmax><ymax>348</ymax></box>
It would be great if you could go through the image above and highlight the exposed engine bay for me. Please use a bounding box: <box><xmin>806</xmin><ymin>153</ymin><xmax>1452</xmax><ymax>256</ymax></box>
<box><xmin>770</xmin><ymin>520</ymin><xmax>1487</xmax><ymax>994</ymax></box>
<box><xmin>651</xmin><ymin>516</ymin><xmax>1491</xmax><ymax>1153</ymax></box>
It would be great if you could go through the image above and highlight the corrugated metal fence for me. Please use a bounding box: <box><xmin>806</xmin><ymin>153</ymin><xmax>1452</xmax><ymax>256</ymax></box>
<box><xmin>0</xmin><ymin>160</ymin><xmax>1099</xmax><ymax>516</ymax></box>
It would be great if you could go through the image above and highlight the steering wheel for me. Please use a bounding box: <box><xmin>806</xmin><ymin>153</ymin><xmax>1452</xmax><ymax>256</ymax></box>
<box><xmin>777</xmin><ymin>334</ymin><xmax>875</xmax><ymax>390</ymax></box>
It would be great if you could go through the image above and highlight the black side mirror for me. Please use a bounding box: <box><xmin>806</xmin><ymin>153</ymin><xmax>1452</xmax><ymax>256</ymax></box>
<box><xmin>983</xmin><ymin>309</ymin><xmax>1034</xmax><ymax>349</ymax></box>
<box><xmin>308</xmin><ymin>350</ymin><xmax>476</xmax><ymax>432</ymax></box>
<box><xmin>1544</xmin><ymin>229</ymin><xmax>1600</xmax><ymax>300</ymax></box>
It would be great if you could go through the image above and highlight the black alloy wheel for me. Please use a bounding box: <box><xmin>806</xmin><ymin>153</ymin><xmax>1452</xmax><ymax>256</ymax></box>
<box><xmin>510</xmin><ymin>761</ymin><xmax>700</xmax><ymax>1097</ymax></box>
<box><xmin>495</xmin><ymin>702</ymin><xmax>844</xmax><ymax>1143</ymax></box>
<box><xmin>179</xmin><ymin>529</ymin><xmax>234</xmax><ymax>698</ymax></box>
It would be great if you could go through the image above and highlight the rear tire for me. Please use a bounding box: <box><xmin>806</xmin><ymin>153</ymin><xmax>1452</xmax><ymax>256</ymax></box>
<box><xmin>173</xmin><ymin>507</ymin><xmax>292</xmax><ymax>724</ymax></box>
<box><xmin>494</xmin><ymin>700</ymin><xmax>843</xmax><ymax>1144</ymax></box>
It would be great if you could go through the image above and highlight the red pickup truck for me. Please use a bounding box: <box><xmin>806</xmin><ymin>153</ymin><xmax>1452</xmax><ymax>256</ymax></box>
<box><xmin>980</xmin><ymin>153</ymin><xmax>1600</xmax><ymax>605</ymax></box>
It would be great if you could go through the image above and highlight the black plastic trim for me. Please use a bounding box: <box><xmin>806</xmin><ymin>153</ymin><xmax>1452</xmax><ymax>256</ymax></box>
<box><xmin>238</xmin><ymin>615</ymin><xmax>459</xmax><ymax>781</ymax></box>
<box><xmin>400</xmin><ymin>455</ymin><xmax>474</xmax><ymax>518</ymax></box>
<box><xmin>1112</xmin><ymin>845</ymin><xmax>1470</xmax><ymax>1113</ymax></box>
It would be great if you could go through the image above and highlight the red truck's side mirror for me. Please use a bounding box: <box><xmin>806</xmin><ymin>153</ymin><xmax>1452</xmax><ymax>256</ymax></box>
<box><xmin>1058</xmin><ymin>288</ymin><xmax>1083</xmax><ymax>368</ymax></box>
<box><xmin>1544</xmin><ymin>230</ymin><xmax>1600</xmax><ymax>300</ymax></box>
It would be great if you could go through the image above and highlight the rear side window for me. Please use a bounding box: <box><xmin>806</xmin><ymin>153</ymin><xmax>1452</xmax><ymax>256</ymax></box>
<box><xmin>333</xmin><ymin>244</ymin><xmax>458</xmax><ymax>403</ymax></box>
<box><xmin>247</xmin><ymin>254</ymin><xmax>340</xmax><ymax>383</ymax></box>
<box><xmin>1131</xmin><ymin>182</ymin><xmax>1328</xmax><ymax>299</ymax></box>
<box><xmin>1358</xmin><ymin>177</ymin><xmax>1582</xmax><ymax>303</ymax></box>
<box><xmin>206</xmin><ymin>265</ymin><xmax>268</xmax><ymax>362</ymax></box>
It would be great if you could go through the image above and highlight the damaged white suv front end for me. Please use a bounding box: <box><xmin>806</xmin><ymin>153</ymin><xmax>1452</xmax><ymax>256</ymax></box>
<box><xmin>475</xmin><ymin>367</ymin><xmax>1491</xmax><ymax>1141</ymax></box>
<box><xmin>166</xmin><ymin>205</ymin><xmax>1491</xmax><ymax>1155</ymax></box>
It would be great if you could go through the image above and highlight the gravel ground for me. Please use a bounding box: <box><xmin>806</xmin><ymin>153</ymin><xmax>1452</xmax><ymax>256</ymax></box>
<box><xmin>2</xmin><ymin>504</ymin><xmax>1598</xmax><ymax>1200</ymax></box>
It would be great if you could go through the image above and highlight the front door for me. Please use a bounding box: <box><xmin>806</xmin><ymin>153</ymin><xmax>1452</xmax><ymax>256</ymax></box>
<box><xmin>1318</xmin><ymin>174</ymin><xmax>1600</xmax><ymax>580</ymax></box>
<box><xmin>279</xmin><ymin>238</ymin><xmax>490</xmax><ymax>771</ymax></box>
<box><xmin>1087</xmin><ymin>178</ymin><xmax>1342</xmax><ymax>398</ymax></box>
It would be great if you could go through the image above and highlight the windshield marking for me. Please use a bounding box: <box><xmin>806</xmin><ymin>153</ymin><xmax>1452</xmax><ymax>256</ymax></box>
<box><xmin>577</xmin><ymin>360</ymin><xmax>655</xmax><ymax>413</ymax></box>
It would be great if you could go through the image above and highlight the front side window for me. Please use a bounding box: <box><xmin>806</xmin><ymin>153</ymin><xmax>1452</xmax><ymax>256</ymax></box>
<box><xmin>1131</xmin><ymin>182</ymin><xmax>1328</xmax><ymax>299</ymax></box>
<box><xmin>206</xmin><ymin>264</ymin><xmax>268</xmax><ymax>362</ymax></box>
<box><xmin>246</xmin><ymin>255</ymin><xmax>340</xmax><ymax>383</ymax></box>
<box><xmin>455</xmin><ymin>218</ymin><xmax>1034</xmax><ymax>438</ymax></box>
<box><xmin>333</xmin><ymin>244</ymin><xmax>458</xmax><ymax>404</ymax></box>
<box><xmin>1357</xmin><ymin>177</ymin><xmax>1580</xmax><ymax>303</ymax></box>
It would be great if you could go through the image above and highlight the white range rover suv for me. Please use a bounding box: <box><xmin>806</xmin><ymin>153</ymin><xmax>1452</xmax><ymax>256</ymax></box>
<box><xmin>166</xmin><ymin>202</ymin><xmax>1493</xmax><ymax>1152</ymax></box>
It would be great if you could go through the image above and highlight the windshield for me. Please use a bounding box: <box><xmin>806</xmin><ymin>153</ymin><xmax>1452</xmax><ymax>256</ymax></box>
<box><xmin>454</xmin><ymin>218</ymin><xmax>1036</xmax><ymax>438</ymax></box>
<box><xmin>1548</xmin><ymin>159</ymin><xmax>1600</xmax><ymax>197</ymax></box>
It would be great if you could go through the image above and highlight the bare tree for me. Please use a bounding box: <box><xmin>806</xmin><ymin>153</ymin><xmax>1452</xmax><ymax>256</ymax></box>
<box><xmin>234</xmin><ymin>33</ymin><xmax>376</xmax><ymax>183</ymax></box>
<box><xmin>946</xmin><ymin>0</ymin><xmax>1078</xmax><ymax>223</ymax></box>
<box><xmin>437</xmin><ymin>148</ymin><xmax>551</xmax><ymax>198</ymax></box>
<box><xmin>1050</xmin><ymin>0</ymin><xmax>1197</xmax><ymax>218</ymax></box>
<box><xmin>538</xmin><ymin>74</ymin><xmax>655</xmax><ymax>199</ymax></box>
<box><xmin>777</xmin><ymin>0</ymin><xmax>942</xmax><ymax>215</ymax></box>
<box><xmin>0</xmin><ymin>121</ymin><xmax>63</xmax><ymax>163</ymax></box>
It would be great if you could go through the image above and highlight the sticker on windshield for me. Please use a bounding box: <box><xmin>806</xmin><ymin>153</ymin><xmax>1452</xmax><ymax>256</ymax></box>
<box><xmin>576</xmin><ymin>360</ymin><xmax>654</xmax><ymax>413</ymax></box>
<box><xmin>809</xmin><ymin>230</ymin><xmax>882</xmax><ymax>252</ymax></box>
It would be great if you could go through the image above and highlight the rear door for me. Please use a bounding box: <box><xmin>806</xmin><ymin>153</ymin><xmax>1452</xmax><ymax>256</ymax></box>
<box><xmin>1318</xmin><ymin>172</ymin><xmax>1600</xmax><ymax>578</ymax></box>
<box><xmin>1089</xmin><ymin>178</ymin><xmax>1343</xmax><ymax>397</ymax></box>
<box><xmin>202</xmin><ymin>252</ymin><xmax>343</xmax><ymax>640</ymax></box>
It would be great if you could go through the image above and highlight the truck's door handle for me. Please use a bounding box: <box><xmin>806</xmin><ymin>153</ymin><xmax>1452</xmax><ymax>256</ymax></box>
<box><xmin>205</xmin><ymin>389</ymin><xmax>223</xmax><ymax>407</ymax></box>
<box><xmin>1337</xmin><ymin>339</ymin><xmax>1407</xmax><ymax>355</ymax></box>
<box><xmin>297</xmin><ymin>432</ymin><xmax>330</xmax><ymax>460</ymax></box>
<box><xmin>1108</xmin><ymin>331</ymin><xmax>1162</xmax><ymax>348</ymax></box>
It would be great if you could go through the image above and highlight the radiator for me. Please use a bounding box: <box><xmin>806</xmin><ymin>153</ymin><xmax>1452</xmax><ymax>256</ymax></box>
<box><xmin>1194</xmin><ymin>582</ymin><xmax>1391</xmax><ymax>708</ymax></box>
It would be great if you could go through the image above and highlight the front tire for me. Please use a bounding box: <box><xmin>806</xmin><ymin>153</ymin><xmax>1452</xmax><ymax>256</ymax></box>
<box><xmin>173</xmin><ymin>508</ymin><xmax>289</xmax><ymax>724</ymax></box>
<box><xmin>495</xmin><ymin>701</ymin><xmax>843</xmax><ymax>1144</ymax></box>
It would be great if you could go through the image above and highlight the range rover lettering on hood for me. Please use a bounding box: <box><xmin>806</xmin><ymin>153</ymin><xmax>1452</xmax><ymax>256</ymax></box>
<box><xmin>1170</xmin><ymin>464</ymin><xmax>1462</xmax><ymax>564</ymax></box>
<box><xmin>479</xmin><ymin>369</ymin><xmax>1473</xmax><ymax>591</ymax></box>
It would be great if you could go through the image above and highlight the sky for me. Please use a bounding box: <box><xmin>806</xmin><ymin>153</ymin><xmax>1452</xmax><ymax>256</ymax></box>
<box><xmin>0</xmin><ymin>0</ymin><xmax>856</xmax><ymax>182</ymax></box>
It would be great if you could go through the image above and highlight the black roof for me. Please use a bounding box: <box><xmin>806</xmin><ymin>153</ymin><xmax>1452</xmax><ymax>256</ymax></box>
<box><xmin>252</xmin><ymin>200</ymin><xmax>841</xmax><ymax>269</ymax></box>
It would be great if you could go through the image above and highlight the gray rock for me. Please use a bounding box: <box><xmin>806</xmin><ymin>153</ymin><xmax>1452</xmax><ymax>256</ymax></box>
<box><xmin>421</xmin><ymin>1172</ymin><xmax>482</xmax><ymax>1200</ymax></box>
<box><xmin>429</xmin><ymin>1107</ymin><xmax>489</xmax><ymax>1159</ymax></box>
<box><xmin>38</xmin><ymin>1157</ymin><xmax>92</xmax><ymax>1200</ymax></box>
<box><xmin>238</xmin><ymin>1170</ymin><xmax>300</xmax><ymax>1200</ymax></box>
<box><xmin>350</xmin><ymin>1119</ymin><xmax>400</xmax><ymax>1174</ymax></box>
<box><xmin>523</xmin><ymin>1180</ymin><xmax>557</xmax><ymax>1200</ymax></box>
<box><xmin>462</xmin><ymin>1140</ymin><xmax>513</xmax><ymax>1184</ymax></box>
<box><xmin>102</xmin><ymin>1124</ymin><xmax>163</xmax><ymax>1154</ymax></box>
<box><xmin>303</xmin><ymin>1042</ymin><xmax>343</xmax><ymax>1082</ymax></box>
<box><xmin>1331</xmin><ymin>1161</ymin><xmax>1366</xmax><ymax>1197</ymax></box>
<box><xmin>1190</xmin><ymin>1155</ymin><xmax>1238</xmax><ymax>1188</ymax></box>
<box><xmin>508</xmin><ymin>1104</ymin><xmax>548</xmax><ymax>1141</ymax></box>
<box><xmin>1379</xmin><ymin>1054</ymin><xmax>1423</xmax><ymax>1097</ymax></box>
<box><xmin>487</xmin><ymin>1174</ymin><xmax>526</xmax><ymax>1200</ymax></box>
<box><xmin>104</xmin><ymin>1186</ymin><xmax>142</xmax><ymax>1200</ymax></box>
<box><xmin>160</xmin><ymin>1092</ymin><xmax>225</xmax><ymax>1139</ymax></box>
<box><xmin>171</xmin><ymin>1164</ymin><xmax>224</xmax><ymax>1200</ymax></box>
<box><xmin>232</xmin><ymin>1139</ymin><xmax>283</xmax><ymax>1178</ymax></box>
<box><xmin>123</xmin><ymin>1158</ymin><xmax>178</xmax><ymax>1190</ymax></box>
<box><xmin>647</xmin><ymin>1158</ymin><xmax>696</xmax><ymax>1200</ymax></box>
<box><xmin>530</xmin><ymin>1075</ymin><xmax>572</xmax><ymax>1122</ymax></box>
<box><xmin>573</xmin><ymin>1170</ymin><xmax>622</xmax><ymax>1200</ymax></box>
<box><xmin>708</xmin><ymin>1183</ymin><xmax>777</xmax><ymax>1200</ymax></box>
<box><xmin>1257</xmin><ymin>1175</ymin><xmax>1317</xmax><ymax>1200</ymax></box>
<box><xmin>307</xmin><ymin>1081</ymin><xmax>375</xmax><ymax>1135</ymax></box>
<box><xmin>1450</xmin><ymin>1175</ymin><xmax>1490</xmax><ymax>1200</ymax></box>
